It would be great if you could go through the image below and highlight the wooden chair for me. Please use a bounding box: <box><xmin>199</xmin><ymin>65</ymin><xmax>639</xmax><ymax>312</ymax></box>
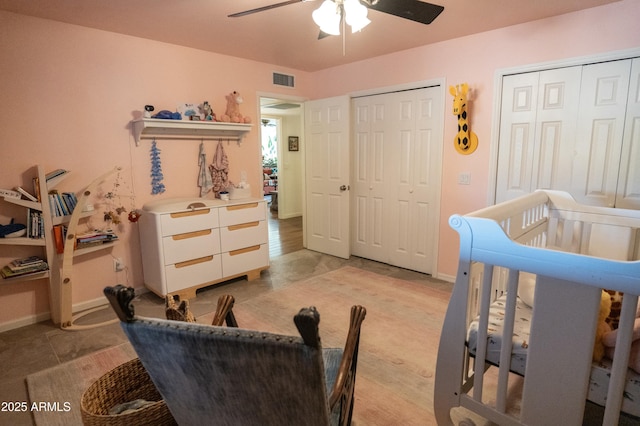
<box><xmin>104</xmin><ymin>285</ymin><xmax>366</xmax><ymax>426</ymax></box>
<box><xmin>165</xmin><ymin>293</ymin><xmax>238</xmax><ymax>327</ymax></box>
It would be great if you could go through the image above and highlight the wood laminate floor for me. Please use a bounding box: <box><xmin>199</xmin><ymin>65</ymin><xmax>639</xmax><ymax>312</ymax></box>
<box><xmin>268</xmin><ymin>211</ymin><xmax>303</xmax><ymax>257</ymax></box>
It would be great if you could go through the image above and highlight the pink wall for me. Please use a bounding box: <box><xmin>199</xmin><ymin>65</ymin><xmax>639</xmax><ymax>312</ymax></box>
<box><xmin>309</xmin><ymin>0</ymin><xmax>640</xmax><ymax>278</ymax></box>
<box><xmin>0</xmin><ymin>11</ymin><xmax>310</xmax><ymax>325</ymax></box>
<box><xmin>0</xmin><ymin>0</ymin><xmax>638</xmax><ymax>326</ymax></box>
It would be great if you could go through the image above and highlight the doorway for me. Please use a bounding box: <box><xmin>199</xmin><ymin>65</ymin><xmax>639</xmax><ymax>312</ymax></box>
<box><xmin>259</xmin><ymin>97</ymin><xmax>304</xmax><ymax>256</ymax></box>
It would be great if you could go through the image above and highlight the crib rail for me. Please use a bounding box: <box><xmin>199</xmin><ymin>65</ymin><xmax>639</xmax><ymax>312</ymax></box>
<box><xmin>435</xmin><ymin>190</ymin><xmax>640</xmax><ymax>426</ymax></box>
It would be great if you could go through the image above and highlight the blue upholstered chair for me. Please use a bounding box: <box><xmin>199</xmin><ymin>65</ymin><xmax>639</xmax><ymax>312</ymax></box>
<box><xmin>104</xmin><ymin>285</ymin><xmax>366</xmax><ymax>426</ymax></box>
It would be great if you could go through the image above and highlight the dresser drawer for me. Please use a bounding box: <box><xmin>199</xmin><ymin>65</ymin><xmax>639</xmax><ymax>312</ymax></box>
<box><xmin>218</xmin><ymin>202</ymin><xmax>265</xmax><ymax>227</ymax></box>
<box><xmin>165</xmin><ymin>254</ymin><xmax>223</xmax><ymax>293</ymax></box>
<box><xmin>219</xmin><ymin>221</ymin><xmax>267</xmax><ymax>253</ymax></box>
<box><xmin>160</xmin><ymin>208</ymin><xmax>219</xmax><ymax>236</ymax></box>
<box><xmin>162</xmin><ymin>228</ymin><xmax>221</xmax><ymax>265</ymax></box>
<box><xmin>221</xmin><ymin>244</ymin><xmax>268</xmax><ymax>277</ymax></box>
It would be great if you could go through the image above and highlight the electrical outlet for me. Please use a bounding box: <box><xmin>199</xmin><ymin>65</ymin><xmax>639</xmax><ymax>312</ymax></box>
<box><xmin>113</xmin><ymin>258</ymin><xmax>125</xmax><ymax>272</ymax></box>
<box><xmin>458</xmin><ymin>172</ymin><xmax>471</xmax><ymax>185</ymax></box>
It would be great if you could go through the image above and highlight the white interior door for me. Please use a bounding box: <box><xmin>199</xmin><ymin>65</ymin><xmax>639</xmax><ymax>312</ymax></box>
<box><xmin>304</xmin><ymin>96</ymin><xmax>351</xmax><ymax>259</ymax></box>
<box><xmin>351</xmin><ymin>87</ymin><xmax>443</xmax><ymax>274</ymax></box>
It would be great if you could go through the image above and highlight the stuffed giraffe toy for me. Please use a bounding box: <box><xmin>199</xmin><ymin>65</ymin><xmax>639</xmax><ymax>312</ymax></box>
<box><xmin>449</xmin><ymin>83</ymin><xmax>478</xmax><ymax>155</ymax></box>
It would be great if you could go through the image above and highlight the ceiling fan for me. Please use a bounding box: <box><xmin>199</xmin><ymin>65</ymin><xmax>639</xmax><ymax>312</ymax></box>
<box><xmin>229</xmin><ymin>0</ymin><xmax>444</xmax><ymax>27</ymax></box>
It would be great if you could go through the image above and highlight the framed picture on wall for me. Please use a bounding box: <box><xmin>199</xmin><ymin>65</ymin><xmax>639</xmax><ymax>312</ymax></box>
<box><xmin>288</xmin><ymin>136</ymin><xmax>299</xmax><ymax>151</ymax></box>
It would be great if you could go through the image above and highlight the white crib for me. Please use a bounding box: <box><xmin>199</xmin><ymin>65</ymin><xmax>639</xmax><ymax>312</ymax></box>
<box><xmin>434</xmin><ymin>190</ymin><xmax>640</xmax><ymax>425</ymax></box>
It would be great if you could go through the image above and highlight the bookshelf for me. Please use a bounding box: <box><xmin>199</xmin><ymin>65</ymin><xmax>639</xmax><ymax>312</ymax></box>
<box><xmin>0</xmin><ymin>165</ymin><xmax>120</xmax><ymax>330</ymax></box>
<box><xmin>0</xmin><ymin>165</ymin><xmax>60</xmax><ymax>287</ymax></box>
<box><xmin>57</xmin><ymin>166</ymin><xmax>120</xmax><ymax>329</ymax></box>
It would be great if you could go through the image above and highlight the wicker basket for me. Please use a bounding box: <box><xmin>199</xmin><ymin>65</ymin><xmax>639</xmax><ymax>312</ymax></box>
<box><xmin>80</xmin><ymin>357</ymin><xmax>176</xmax><ymax>426</ymax></box>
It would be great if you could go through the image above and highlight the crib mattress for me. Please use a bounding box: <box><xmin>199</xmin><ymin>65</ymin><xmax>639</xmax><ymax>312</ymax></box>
<box><xmin>467</xmin><ymin>295</ymin><xmax>640</xmax><ymax>417</ymax></box>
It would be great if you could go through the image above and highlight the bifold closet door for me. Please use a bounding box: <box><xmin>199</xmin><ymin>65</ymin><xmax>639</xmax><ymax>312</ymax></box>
<box><xmin>497</xmin><ymin>58</ymin><xmax>639</xmax><ymax>209</ymax></box>
<box><xmin>571</xmin><ymin>59</ymin><xmax>631</xmax><ymax>207</ymax></box>
<box><xmin>495</xmin><ymin>66</ymin><xmax>581</xmax><ymax>203</ymax></box>
<box><xmin>615</xmin><ymin>58</ymin><xmax>640</xmax><ymax>210</ymax></box>
<box><xmin>352</xmin><ymin>87</ymin><xmax>442</xmax><ymax>274</ymax></box>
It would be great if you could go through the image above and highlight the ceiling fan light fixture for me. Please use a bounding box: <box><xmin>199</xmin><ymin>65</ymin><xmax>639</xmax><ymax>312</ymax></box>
<box><xmin>312</xmin><ymin>0</ymin><xmax>341</xmax><ymax>36</ymax></box>
<box><xmin>344</xmin><ymin>0</ymin><xmax>370</xmax><ymax>32</ymax></box>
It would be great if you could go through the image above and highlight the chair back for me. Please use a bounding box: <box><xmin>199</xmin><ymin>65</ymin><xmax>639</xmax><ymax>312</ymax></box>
<box><xmin>106</xmin><ymin>286</ymin><xmax>333</xmax><ymax>426</ymax></box>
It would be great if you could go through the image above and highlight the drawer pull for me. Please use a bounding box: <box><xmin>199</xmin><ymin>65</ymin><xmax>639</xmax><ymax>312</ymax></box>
<box><xmin>226</xmin><ymin>203</ymin><xmax>259</xmax><ymax>211</ymax></box>
<box><xmin>175</xmin><ymin>255</ymin><xmax>213</xmax><ymax>268</ymax></box>
<box><xmin>228</xmin><ymin>221</ymin><xmax>259</xmax><ymax>231</ymax></box>
<box><xmin>172</xmin><ymin>229</ymin><xmax>211</xmax><ymax>240</ymax></box>
<box><xmin>170</xmin><ymin>208</ymin><xmax>210</xmax><ymax>219</ymax></box>
<box><xmin>229</xmin><ymin>245</ymin><xmax>260</xmax><ymax>256</ymax></box>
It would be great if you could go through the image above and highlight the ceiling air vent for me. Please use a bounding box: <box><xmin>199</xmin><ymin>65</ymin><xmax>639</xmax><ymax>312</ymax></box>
<box><xmin>273</xmin><ymin>72</ymin><xmax>295</xmax><ymax>88</ymax></box>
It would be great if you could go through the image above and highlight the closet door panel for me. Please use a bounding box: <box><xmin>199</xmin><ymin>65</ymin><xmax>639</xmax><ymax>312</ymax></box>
<box><xmin>408</xmin><ymin>93</ymin><xmax>441</xmax><ymax>272</ymax></box>
<box><xmin>496</xmin><ymin>72</ymin><xmax>539</xmax><ymax>202</ymax></box>
<box><xmin>351</xmin><ymin>96</ymin><xmax>388</xmax><ymax>262</ymax></box>
<box><xmin>616</xmin><ymin>58</ymin><xmax>640</xmax><ymax>209</ymax></box>
<box><xmin>572</xmin><ymin>60</ymin><xmax>631</xmax><ymax>206</ymax></box>
<box><xmin>531</xmin><ymin>66</ymin><xmax>581</xmax><ymax>193</ymax></box>
<box><xmin>388</xmin><ymin>91</ymin><xmax>418</xmax><ymax>270</ymax></box>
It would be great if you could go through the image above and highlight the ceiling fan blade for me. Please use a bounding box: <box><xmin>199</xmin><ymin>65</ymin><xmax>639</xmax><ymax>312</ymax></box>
<box><xmin>228</xmin><ymin>0</ymin><xmax>306</xmax><ymax>18</ymax></box>
<box><xmin>366</xmin><ymin>0</ymin><xmax>444</xmax><ymax>25</ymax></box>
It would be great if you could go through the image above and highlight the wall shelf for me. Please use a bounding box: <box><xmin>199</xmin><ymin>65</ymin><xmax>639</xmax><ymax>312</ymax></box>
<box><xmin>131</xmin><ymin>118</ymin><xmax>252</xmax><ymax>146</ymax></box>
<box><xmin>0</xmin><ymin>237</ymin><xmax>46</xmax><ymax>247</ymax></box>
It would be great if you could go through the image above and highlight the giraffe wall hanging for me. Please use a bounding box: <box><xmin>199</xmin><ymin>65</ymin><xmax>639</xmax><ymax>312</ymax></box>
<box><xmin>449</xmin><ymin>83</ymin><xmax>478</xmax><ymax>155</ymax></box>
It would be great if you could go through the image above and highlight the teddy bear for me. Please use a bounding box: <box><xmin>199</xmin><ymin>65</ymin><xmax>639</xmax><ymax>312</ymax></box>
<box><xmin>593</xmin><ymin>289</ymin><xmax>613</xmax><ymax>362</ymax></box>
<box><xmin>219</xmin><ymin>91</ymin><xmax>252</xmax><ymax>123</ymax></box>
<box><xmin>603</xmin><ymin>298</ymin><xmax>640</xmax><ymax>373</ymax></box>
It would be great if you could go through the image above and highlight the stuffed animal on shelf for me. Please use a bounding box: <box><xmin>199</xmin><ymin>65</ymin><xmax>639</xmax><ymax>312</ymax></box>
<box><xmin>603</xmin><ymin>300</ymin><xmax>640</xmax><ymax>373</ymax></box>
<box><xmin>200</xmin><ymin>101</ymin><xmax>216</xmax><ymax>121</ymax></box>
<box><xmin>219</xmin><ymin>91</ymin><xmax>252</xmax><ymax>123</ymax></box>
<box><xmin>593</xmin><ymin>290</ymin><xmax>613</xmax><ymax>362</ymax></box>
<box><xmin>0</xmin><ymin>219</ymin><xmax>26</xmax><ymax>238</ymax></box>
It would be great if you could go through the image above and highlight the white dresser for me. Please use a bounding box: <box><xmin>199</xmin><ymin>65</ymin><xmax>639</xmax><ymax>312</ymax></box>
<box><xmin>138</xmin><ymin>197</ymin><xmax>269</xmax><ymax>298</ymax></box>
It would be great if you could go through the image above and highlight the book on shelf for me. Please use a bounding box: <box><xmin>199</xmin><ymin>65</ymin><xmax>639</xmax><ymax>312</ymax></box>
<box><xmin>74</xmin><ymin>229</ymin><xmax>118</xmax><ymax>250</ymax></box>
<box><xmin>25</xmin><ymin>208</ymin><xmax>44</xmax><ymax>239</ymax></box>
<box><xmin>10</xmin><ymin>255</ymin><xmax>44</xmax><ymax>268</ymax></box>
<box><xmin>32</xmin><ymin>177</ymin><xmax>41</xmax><ymax>202</ymax></box>
<box><xmin>14</xmin><ymin>186</ymin><xmax>38</xmax><ymax>202</ymax></box>
<box><xmin>45</xmin><ymin>169</ymin><xmax>69</xmax><ymax>181</ymax></box>
<box><xmin>47</xmin><ymin>191</ymin><xmax>78</xmax><ymax>218</ymax></box>
<box><xmin>52</xmin><ymin>224</ymin><xmax>66</xmax><ymax>254</ymax></box>
<box><xmin>1</xmin><ymin>256</ymin><xmax>49</xmax><ymax>279</ymax></box>
<box><xmin>0</xmin><ymin>188</ymin><xmax>21</xmax><ymax>200</ymax></box>
<box><xmin>1</xmin><ymin>265</ymin><xmax>49</xmax><ymax>279</ymax></box>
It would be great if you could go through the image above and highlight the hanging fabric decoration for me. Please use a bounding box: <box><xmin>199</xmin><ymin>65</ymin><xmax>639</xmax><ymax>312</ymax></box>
<box><xmin>198</xmin><ymin>142</ymin><xmax>214</xmax><ymax>197</ymax></box>
<box><xmin>150</xmin><ymin>139</ymin><xmax>166</xmax><ymax>195</ymax></box>
<box><xmin>209</xmin><ymin>140</ymin><xmax>229</xmax><ymax>196</ymax></box>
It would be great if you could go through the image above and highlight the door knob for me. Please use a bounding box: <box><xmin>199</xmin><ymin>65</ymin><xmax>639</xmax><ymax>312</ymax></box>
<box><xmin>340</xmin><ymin>185</ymin><xmax>349</xmax><ymax>191</ymax></box>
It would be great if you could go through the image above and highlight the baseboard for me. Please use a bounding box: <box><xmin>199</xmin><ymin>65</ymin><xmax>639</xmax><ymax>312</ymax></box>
<box><xmin>435</xmin><ymin>272</ymin><xmax>456</xmax><ymax>283</ymax></box>
<box><xmin>277</xmin><ymin>212</ymin><xmax>302</xmax><ymax>220</ymax></box>
<box><xmin>0</xmin><ymin>312</ymin><xmax>52</xmax><ymax>333</ymax></box>
<box><xmin>0</xmin><ymin>285</ymin><xmax>149</xmax><ymax>333</ymax></box>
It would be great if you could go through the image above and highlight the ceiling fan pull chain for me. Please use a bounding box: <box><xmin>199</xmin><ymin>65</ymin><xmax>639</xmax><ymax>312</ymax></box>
<box><xmin>342</xmin><ymin>12</ymin><xmax>346</xmax><ymax>56</ymax></box>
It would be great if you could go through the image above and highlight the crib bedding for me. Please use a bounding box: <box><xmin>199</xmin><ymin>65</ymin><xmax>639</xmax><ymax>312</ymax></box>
<box><xmin>467</xmin><ymin>294</ymin><xmax>640</xmax><ymax>418</ymax></box>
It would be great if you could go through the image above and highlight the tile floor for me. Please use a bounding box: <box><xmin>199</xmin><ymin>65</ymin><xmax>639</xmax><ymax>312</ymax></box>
<box><xmin>0</xmin><ymin>247</ymin><xmax>449</xmax><ymax>426</ymax></box>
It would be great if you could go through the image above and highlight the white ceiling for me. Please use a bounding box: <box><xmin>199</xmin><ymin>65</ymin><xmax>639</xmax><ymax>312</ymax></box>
<box><xmin>0</xmin><ymin>0</ymin><xmax>618</xmax><ymax>72</ymax></box>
